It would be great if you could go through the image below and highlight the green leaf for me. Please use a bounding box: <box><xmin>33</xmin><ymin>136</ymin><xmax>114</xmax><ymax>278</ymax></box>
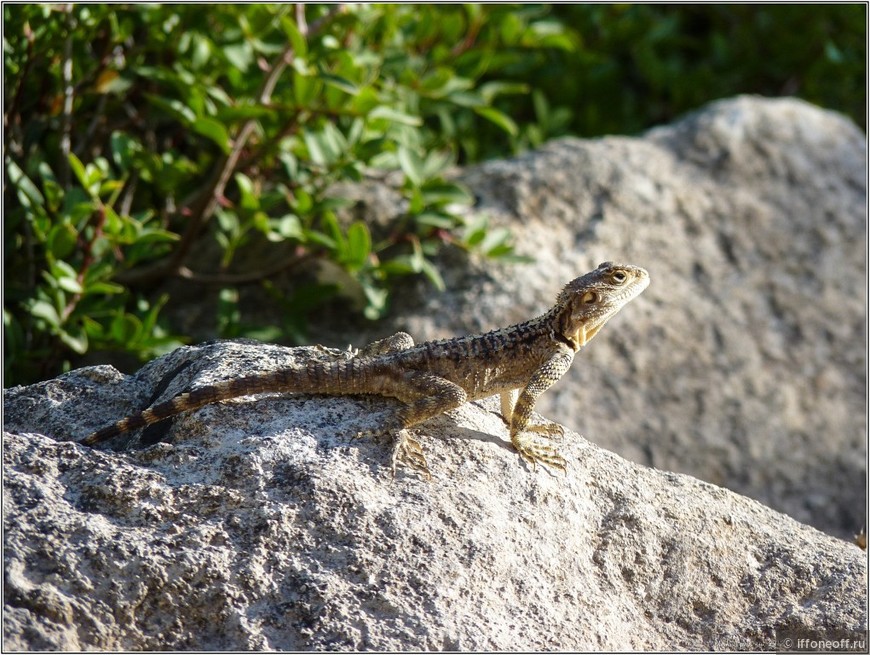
<box><xmin>419</xmin><ymin>257</ymin><xmax>446</xmax><ymax>291</ymax></box>
<box><xmin>378</xmin><ymin>257</ymin><xmax>417</xmax><ymax>276</ymax></box>
<box><xmin>304</xmin><ymin>229</ymin><xmax>336</xmax><ymax>249</ymax></box>
<box><xmin>480</xmin><ymin>226</ymin><xmax>513</xmax><ymax>255</ymax></box>
<box><xmin>292</xmin><ymin>187</ymin><xmax>312</xmax><ymax>213</ymax></box>
<box><xmin>368</xmin><ymin>106</ymin><xmax>423</xmax><ymax>126</ymax></box>
<box><xmin>215</xmin><ymin>103</ymin><xmax>274</xmax><ymax>122</ymax></box>
<box><xmin>414</xmin><ymin>212</ymin><xmax>457</xmax><ymax>229</ymax></box>
<box><xmin>445</xmin><ymin>91</ymin><xmax>484</xmax><ymax>108</ymax></box>
<box><xmin>362</xmin><ymin>282</ymin><xmax>389</xmax><ymax>320</ymax></box>
<box><xmin>216</xmin><ymin>208</ymin><xmax>240</xmax><ymax>234</ymax></box>
<box><xmin>321</xmin><ymin>212</ymin><xmax>343</xmax><ymax>246</ymax></box>
<box><xmin>192</xmin><ymin>117</ymin><xmax>231</xmax><ymax>154</ymax></box>
<box><xmin>463</xmin><ymin>215</ymin><xmax>488</xmax><ymax>247</ymax></box>
<box><xmin>473</xmin><ymin>106</ymin><xmax>519</xmax><ymax>136</ymax></box>
<box><xmin>223</xmin><ymin>42</ymin><xmax>254</xmax><ymax>71</ymax></box>
<box><xmin>343</xmin><ymin>222</ymin><xmax>371</xmax><ymax>270</ymax></box>
<box><xmin>110</xmin><ymin>312</ymin><xmax>140</xmax><ymax>343</ymax></box>
<box><xmin>217</xmin><ymin>287</ymin><xmax>241</xmax><ymax>337</ymax></box>
<box><xmin>68</xmin><ymin>153</ymin><xmax>90</xmax><ymax>192</ymax></box>
<box><xmin>320</xmin><ymin>72</ymin><xmax>358</xmax><ymax>96</ymax></box>
<box><xmin>28</xmin><ymin>300</ymin><xmax>60</xmax><ymax>327</ymax></box>
<box><xmin>6</xmin><ymin>159</ymin><xmax>45</xmax><ymax>209</ymax></box>
<box><xmin>145</xmin><ymin>94</ymin><xmax>197</xmax><ymax>124</ymax></box>
<box><xmin>478</xmin><ymin>80</ymin><xmax>530</xmax><ymax>102</ymax></box>
<box><xmin>83</xmin><ymin>281</ymin><xmax>125</xmax><ymax>295</ymax></box>
<box><xmin>293</xmin><ymin>68</ymin><xmax>320</xmax><ymax>106</ymax></box>
<box><xmin>140</xmin><ymin>294</ymin><xmax>170</xmax><ymax>338</ymax></box>
<box><xmin>234</xmin><ymin>172</ymin><xmax>259</xmax><ymax>210</ymax></box>
<box><xmin>269</xmin><ymin>214</ymin><xmax>303</xmax><ymax>241</ymax></box>
<box><xmin>49</xmin><ymin>260</ymin><xmax>83</xmax><ymax>294</ymax></box>
<box><xmin>59</xmin><ymin>324</ymin><xmax>88</xmax><ymax>354</ymax></box>
<box><xmin>45</xmin><ymin>222</ymin><xmax>78</xmax><ymax>259</ymax></box>
<box><xmin>280</xmin><ymin>16</ymin><xmax>308</xmax><ymax>57</ymax></box>
<box><xmin>420</xmin><ymin>181</ymin><xmax>473</xmax><ymax>207</ymax></box>
<box><xmin>56</xmin><ymin>275</ymin><xmax>83</xmax><ymax>294</ymax></box>
<box><xmin>303</xmin><ymin>127</ymin><xmax>344</xmax><ymax>167</ymax></box>
<box><xmin>109</xmin><ymin>131</ymin><xmax>142</xmax><ymax>171</ymax></box>
<box><xmin>398</xmin><ymin>146</ymin><xmax>425</xmax><ymax>187</ymax></box>
<box><xmin>38</xmin><ymin>162</ymin><xmax>62</xmax><ymax>209</ymax></box>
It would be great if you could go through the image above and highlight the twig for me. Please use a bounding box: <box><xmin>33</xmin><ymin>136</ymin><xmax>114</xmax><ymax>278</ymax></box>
<box><xmin>176</xmin><ymin>252</ymin><xmax>313</xmax><ymax>285</ymax></box>
<box><xmin>4</xmin><ymin>21</ymin><xmax>35</xmax><ymax>154</ymax></box>
<box><xmin>118</xmin><ymin>169</ymin><xmax>139</xmax><ymax>218</ymax></box>
<box><xmin>59</xmin><ymin>4</ymin><xmax>76</xmax><ymax>189</ymax></box>
<box><xmin>61</xmin><ymin>205</ymin><xmax>107</xmax><ymax>322</ymax></box>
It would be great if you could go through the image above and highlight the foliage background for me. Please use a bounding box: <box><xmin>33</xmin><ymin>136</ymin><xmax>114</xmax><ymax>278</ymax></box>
<box><xmin>4</xmin><ymin>4</ymin><xmax>865</xmax><ymax>385</ymax></box>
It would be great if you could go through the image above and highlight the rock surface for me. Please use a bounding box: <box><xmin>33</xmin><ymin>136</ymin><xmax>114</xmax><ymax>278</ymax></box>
<box><xmin>3</xmin><ymin>341</ymin><xmax>866</xmax><ymax>650</ymax></box>
<box><xmin>155</xmin><ymin>95</ymin><xmax>865</xmax><ymax>539</ymax></box>
<box><xmin>315</xmin><ymin>95</ymin><xmax>865</xmax><ymax>539</ymax></box>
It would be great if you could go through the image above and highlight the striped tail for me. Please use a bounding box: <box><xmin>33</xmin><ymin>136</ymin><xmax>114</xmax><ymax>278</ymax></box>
<box><xmin>80</xmin><ymin>358</ymin><xmax>369</xmax><ymax>447</ymax></box>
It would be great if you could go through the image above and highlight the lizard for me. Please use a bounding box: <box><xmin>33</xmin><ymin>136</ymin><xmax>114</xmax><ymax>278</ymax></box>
<box><xmin>81</xmin><ymin>261</ymin><xmax>649</xmax><ymax>477</ymax></box>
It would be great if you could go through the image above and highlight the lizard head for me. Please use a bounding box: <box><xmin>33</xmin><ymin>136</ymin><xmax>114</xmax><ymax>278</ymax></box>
<box><xmin>554</xmin><ymin>262</ymin><xmax>649</xmax><ymax>351</ymax></box>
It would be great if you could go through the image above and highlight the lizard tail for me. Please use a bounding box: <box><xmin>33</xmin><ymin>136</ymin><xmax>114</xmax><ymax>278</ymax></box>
<box><xmin>81</xmin><ymin>360</ymin><xmax>366</xmax><ymax>447</ymax></box>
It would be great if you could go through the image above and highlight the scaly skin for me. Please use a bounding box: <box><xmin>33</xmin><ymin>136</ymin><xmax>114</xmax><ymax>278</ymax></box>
<box><xmin>82</xmin><ymin>262</ymin><xmax>650</xmax><ymax>476</ymax></box>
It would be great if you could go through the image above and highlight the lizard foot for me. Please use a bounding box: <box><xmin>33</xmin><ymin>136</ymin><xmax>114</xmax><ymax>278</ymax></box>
<box><xmin>511</xmin><ymin>434</ymin><xmax>567</xmax><ymax>472</ymax></box>
<box><xmin>352</xmin><ymin>427</ymin><xmax>432</xmax><ymax>479</ymax></box>
<box><xmin>391</xmin><ymin>430</ymin><xmax>432</xmax><ymax>480</ymax></box>
<box><xmin>525</xmin><ymin>421</ymin><xmax>565</xmax><ymax>440</ymax></box>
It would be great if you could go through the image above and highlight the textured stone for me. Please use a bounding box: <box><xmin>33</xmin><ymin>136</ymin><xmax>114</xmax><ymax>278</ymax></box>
<box><xmin>136</xmin><ymin>96</ymin><xmax>865</xmax><ymax>539</ymax></box>
<box><xmin>3</xmin><ymin>341</ymin><xmax>866</xmax><ymax>650</ymax></box>
<box><xmin>336</xmin><ymin>96</ymin><xmax>866</xmax><ymax>539</ymax></box>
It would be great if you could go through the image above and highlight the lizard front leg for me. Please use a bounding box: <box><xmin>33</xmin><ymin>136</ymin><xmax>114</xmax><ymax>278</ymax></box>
<box><xmin>499</xmin><ymin>390</ymin><xmax>565</xmax><ymax>439</ymax></box>
<box><xmin>509</xmin><ymin>349</ymin><xmax>575</xmax><ymax>471</ymax></box>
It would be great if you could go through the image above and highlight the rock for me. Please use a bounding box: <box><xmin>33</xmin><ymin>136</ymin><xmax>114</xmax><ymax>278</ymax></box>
<box><xmin>115</xmin><ymin>95</ymin><xmax>864</xmax><ymax>539</ymax></box>
<box><xmin>335</xmin><ymin>95</ymin><xmax>865</xmax><ymax>539</ymax></box>
<box><xmin>3</xmin><ymin>342</ymin><xmax>866</xmax><ymax>650</ymax></box>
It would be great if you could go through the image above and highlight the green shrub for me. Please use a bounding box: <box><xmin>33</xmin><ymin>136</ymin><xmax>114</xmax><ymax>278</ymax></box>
<box><xmin>4</xmin><ymin>4</ymin><xmax>864</xmax><ymax>385</ymax></box>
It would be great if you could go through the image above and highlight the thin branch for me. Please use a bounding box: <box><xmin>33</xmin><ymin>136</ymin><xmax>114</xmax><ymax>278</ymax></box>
<box><xmin>236</xmin><ymin>116</ymin><xmax>302</xmax><ymax>173</ymax></box>
<box><xmin>4</xmin><ymin>21</ymin><xmax>35</xmax><ymax>153</ymax></box>
<box><xmin>61</xmin><ymin>205</ymin><xmax>107</xmax><ymax>322</ymax></box>
<box><xmin>73</xmin><ymin>93</ymin><xmax>108</xmax><ymax>158</ymax></box>
<box><xmin>176</xmin><ymin>252</ymin><xmax>314</xmax><ymax>286</ymax></box>
<box><xmin>59</xmin><ymin>4</ymin><xmax>76</xmax><ymax>189</ymax></box>
<box><xmin>118</xmin><ymin>169</ymin><xmax>139</xmax><ymax>218</ymax></box>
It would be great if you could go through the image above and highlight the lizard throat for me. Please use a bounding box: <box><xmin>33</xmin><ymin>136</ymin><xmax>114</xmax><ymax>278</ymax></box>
<box><xmin>563</xmin><ymin>321</ymin><xmax>607</xmax><ymax>351</ymax></box>
<box><xmin>553</xmin><ymin>331</ymin><xmax>578</xmax><ymax>351</ymax></box>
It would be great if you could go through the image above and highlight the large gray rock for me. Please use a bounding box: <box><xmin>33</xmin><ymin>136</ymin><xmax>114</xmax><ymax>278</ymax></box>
<box><xmin>133</xmin><ymin>95</ymin><xmax>865</xmax><ymax>539</ymax></box>
<box><xmin>327</xmin><ymin>95</ymin><xmax>864</xmax><ymax>539</ymax></box>
<box><xmin>3</xmin><ymin>342</ymin><xmax>866</xmax><ymax>650</ymax></box>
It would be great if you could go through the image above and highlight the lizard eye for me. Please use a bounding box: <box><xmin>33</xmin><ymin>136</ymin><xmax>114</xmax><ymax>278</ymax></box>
<box><xmin>611</xmin><ymin>270</ymin><xmax>627</xmax><ymax>284</ymax></box>
<box><xmin>581</xmin><ymin>291</ymin><xmax>598</xmax><ymax>304</ymax></box>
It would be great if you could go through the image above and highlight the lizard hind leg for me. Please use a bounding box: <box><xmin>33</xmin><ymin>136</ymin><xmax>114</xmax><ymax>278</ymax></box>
<box><xmin>358</xmin><ymin>332</ymin><xmax>415</xmax><ymax>357</ymax></box>
<box><xmin>355</xmin><ymin>370</ymin><xmax>468</xmax><ymax>479</ymax></box>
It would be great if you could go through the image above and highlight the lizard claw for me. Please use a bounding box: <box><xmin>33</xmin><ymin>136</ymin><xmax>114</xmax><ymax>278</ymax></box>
<box><xmin>355</xmin><ymin>426</ymin><xmax>432</xmax><ymax>480</ymax></box>
<box><xmin>512</xmin><ymin>434</ymin><xmax>567</xmax><ymax>473</ymax></box>
<box><xmin>391</xmin><ymin>430</ymin><xmax>432</xmax><ymax>480</ymax></box>
<box><xmin>526</xmin><ymin>421</ymin><xmax>565</xmax><ymax>440</ymax></box>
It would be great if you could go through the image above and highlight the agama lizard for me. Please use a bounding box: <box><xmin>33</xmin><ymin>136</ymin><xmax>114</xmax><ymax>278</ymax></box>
<box><xmin>82</xmin><ymin>262</ymin><xmax>649</xmax><ymax>476</ymax></box>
